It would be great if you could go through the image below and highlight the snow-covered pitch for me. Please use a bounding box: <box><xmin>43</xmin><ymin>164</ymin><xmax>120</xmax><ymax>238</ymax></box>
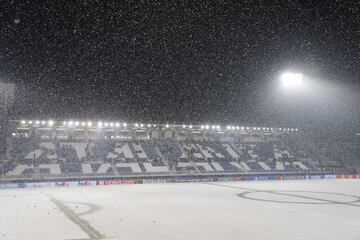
<box><xmin>1</xmin><ymin>179</ymin><xmax>360</xmax><ymax>240</ymax></box>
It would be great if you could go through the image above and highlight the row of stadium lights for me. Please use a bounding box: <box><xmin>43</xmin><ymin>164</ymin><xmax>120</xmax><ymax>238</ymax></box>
<box><xmin>19</xmin><ymin>120</ymin><xmax>298</xmax><ymax>132</ymax></box>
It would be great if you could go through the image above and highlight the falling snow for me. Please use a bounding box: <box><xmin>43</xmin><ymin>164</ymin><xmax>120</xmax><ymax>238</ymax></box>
<box><xmin>0</xmin><ymin>1</ymin><xmax>360</xmax><ymax>127</ymax></box>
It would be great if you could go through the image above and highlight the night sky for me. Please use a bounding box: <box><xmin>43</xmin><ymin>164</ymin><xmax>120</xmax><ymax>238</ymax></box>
<box><xmin>1</xmin><ymin>0</ymin><xmax>360</xmax><ymax>127</ymax></box>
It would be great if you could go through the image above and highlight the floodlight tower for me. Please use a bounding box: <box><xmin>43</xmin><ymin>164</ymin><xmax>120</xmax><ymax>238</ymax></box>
<box><xmin>0</xmin><ymin>83</ymin><xmax>15</xmax><ymax>178</ymax></box>
<box><xmin>279</xmin><ymin>72</ymin><xmax>303</xmax><ymax>127</ymax></box>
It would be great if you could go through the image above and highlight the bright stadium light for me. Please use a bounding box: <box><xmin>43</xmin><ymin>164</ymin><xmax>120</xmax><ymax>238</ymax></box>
<box><xmin>116</xmin><ymin>122</ymin><xmax>120</xmax><ymax>127</ymax></box>
<box><xmin>231</xmin><ymin>126</ymin><xmax>235</xmax><ymax>130</ymax></box>
<box><xmin>75</xmin><ymin>121</ymin><xmax>79</xmax><ymax>126</ymax></box>
<box><xmin>201</xmin><ymin>125</ymin><xmax>204</xmax><ymax>129</ymax></box>
<box><xmin>123</xmin><ymin>123</ymin><xmax>127</xmax><ymax>127</ymax></box>
<box><xmin>205</xmin><ymin>125</ymin><xmax>209</xmax><ymax>129</ymax></box>
<box><xmin>29</xmin><ymin>121</ymin><xmax>33</xmax><ymax>124</ymax></box>
<box><xmin>147</xmin><ymin>124</ymin><xmax>151</xmax><ymax>127</ymax></box>
<box><xmin>241</xmin><ymin>126</ymin><xmax>245</xmax><ymax>130</ymax></box>
<box><xmin>216</xmin><ymin>125</ymin><xmax>220</xmax><ymax>130</ymax></box>
<box><xmin>110</xmin><ymin>122</ymin><xmax>114</xmax><ymax>127</ymax></box>
<box><xmin>227</xmin><ymin>126</ymin><xmax>231</xmax><ymax>130</ymax></box>
<box><xmin>41</xmin><ymin>120</ymin><xmax>46</xmax><ymax>125</ymax></box>
<box><xmin>165</xmin><ymin>124</ymin><xmax>169</xmax><ymax>128</ymax></box>
<box><xmin>87</xmin><ymin>121</ymin><xmax>93</xmax><ymax>127</ymax></box>
<box><xmin>135</xmin><ymin>123</ymin><xmax>139</xmax><ymax>127</ymax></box>
<box><xmin>183</xmin><ymin>125</ymin><xmax>186</xmax><ymax>128</ymax></box>
<box><xmin>81</xmin><ymin>122</ymin><xmax>86</xmax><ymax>126</ymax></box>
<box><xmin>236</xmin><ymin>126</ymin><xmax>240</xmax><ymax>130</ymax></box>
<box><xmin>280</xmin><ymin>72</ymin><xmax>303</xmax><ymax>88</ymax></box>
<box><xmin>98</xmin><ymin>122</ymin><xmax>103</xmax><ymax>127</ymax></box>
<box><xmin>104</xmin><ymin>122</ymin><xmax>108</xmax><ymax>127</ymax></box>
<box><xmin>140</xmin><ymin>123</ymin><xmax>143</xmax><ymax>127</ymax></box>
<box><xmin>35</xmin><ymin>120</ymin><xmax>40</xmax><ymax>125</ymax></box>
<box><xmin>189</xmin><ymin>125</ymin><xmax>192</xmax><ymax>129</ymax></box>
<box><xmin>48</xmin><ymin>120</ymin><xmax>54</xmax><ymax>126</ymax></box>
<box><xmin>69</xmin><ymin>121</ymin><xmax>73</xmax><ymax>126</ymax></box>
<box><xmin>21</xmin><ymin>120</ymin><xmax>26</xmax><ymax>124</ymax></box>
<box><xmin>211</xmin><ymin>125</ymin><xmax>215</xmax><ymax>130</ymax></box>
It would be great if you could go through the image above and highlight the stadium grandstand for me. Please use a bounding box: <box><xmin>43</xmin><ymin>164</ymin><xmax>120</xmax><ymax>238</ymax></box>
<box><xmin>2</xmin><ymin>119</ymin><xmax>357</xmax><ymax>181</ymax></box>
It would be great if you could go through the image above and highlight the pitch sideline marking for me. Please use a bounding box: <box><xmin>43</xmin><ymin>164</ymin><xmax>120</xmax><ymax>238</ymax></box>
<box><xmin>49</xmin><ymin>196</ymin><xmax>104</xmax><ymax>240</ymax></box>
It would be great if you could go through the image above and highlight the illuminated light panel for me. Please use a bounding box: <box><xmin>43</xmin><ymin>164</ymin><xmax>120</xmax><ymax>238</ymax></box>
<box><xmin>280</xmin><ymin>72</ymin><xmax>303</xmax><ymax>88</ymax></box>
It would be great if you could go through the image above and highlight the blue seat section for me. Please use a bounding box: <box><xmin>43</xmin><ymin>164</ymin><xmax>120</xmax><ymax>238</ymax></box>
<box><xmin>141</xmin><ymin>141</ymin><xmax>161</xmax><ymax>161</ymax></box>
<box><xmin>246</xmin><ymin>161</ymin><xmax>263</xmax><ymax>172</ymax></box>
<box><xmin>207</xmin><ymin>142</ymin><xmax>235</xmax><ymax>161</ymax></box>
<box><xmin>95</xmin><ymin>140</ymin><xmax>112</xmax><ymax>161</ymax></box>
<box><xmin>91</xmin><ymin>163</ymin><xmax>102</xmax><ymax>173</ymax></box>
<box><xmin>256</xmin><ymin>142</ymin><xmax>276</xmax><ymax>161</ymax></box>
<box><xmin>116</xmin><ymin>167</ymin><xmax>133</xmax><ymax>174</ymax></box>
<box><xmin>217</xmin><ymin>162</ymin><xmax>241</xmax><ymax>173</ymax></box>
<box><xmin>59</xmin><ymin>162</ymin><xmax>83</xmax><ymax>174</ymax></box>
<box><xmin>156</xmin><ymin>139</ymin><xmax>182</xmax><ymax>167</ymax></box>
<box><xmin>0</xmin><ymin>163</ymin><xmax>16</xmax><ymax>174</ymax></box>
<box><xmin>56</xmin><ymin>143</ymin><xmax>78</xmax><ymax>162</ymax></box>
<box><xmin>11</xmin><ymin>137</ymin><xmax>39</xmax><ymax>161</ymax></box>
<box><xmin>5</xmin><ymin>136</ymin><xmax>322</xmax><ymax>177</ymax></box>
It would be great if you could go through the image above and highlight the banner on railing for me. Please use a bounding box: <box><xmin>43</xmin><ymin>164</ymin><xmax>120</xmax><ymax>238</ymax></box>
<box><xmin>1</xmin><ymin>173</ymin><xmax>359</xmax><ymax>190</ymax></box>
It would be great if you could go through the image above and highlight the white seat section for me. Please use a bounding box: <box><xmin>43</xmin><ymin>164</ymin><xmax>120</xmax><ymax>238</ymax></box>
<box><xmin>40</xmin><ymin>142</ymin><xmax>57</xmax><ymax>159</ymax></box>
<box><xmin>6</xmin><ymin>164</ymin><xmax>33</xmax><ymax>176</ymax></box>
<box><xmin>194</xmin><ymin>162</ymin><xmax>214</xmax><ymax>171</ymax></box>
<box><xmin>196</xmin><ymin>144</ymin><xmax>214</xmax><ymax>160</ymax></box>
<box><xmin>293</xmin><ymin>161</ymin><xmax>308</xmax><ymax>170</ymax></box>
<box><xmin>230</xmin><ymin>162</ymin><xmax>246</xmax><ymax>171</ymax></box>
<box><xmin>97</xmin><ymin>163</ymin><xmax>112</xmax><ymax>174</ymax></box>
<box><xmin>247</xmin><ymin>144</ymin><xmax>258</xmax><ymax>159</ymax></box>
<box><xmin>183</xmin><ymin>144</ymin><xmax>204</xmax><ymax>160</ymax></box>
<box><xmin>239</xmin><ymin>162</ymin><xmax>251</xmax><ymax>171</ymax></box>
<box><xmin>275</xmin><ymin>161</ymin><xmax>285</xmax><ymax>170</ymax></box>
<box><xmin>25</xmin><ymin>149</ymin><xmax>42</xmax><ymax>159</ymax></box>
<box><xmin>177</xmin><ymin>162</ymin><xmax>192</xmax><ymax>168</ymax></box>
<box><xmin>81</xmin><ymin>163</ymin><xmax>93</xmax><ymax>174</ymax></box>
<box><xmin>142</xmin><ymin>162</ymin><xmax>169</xmax><ymax>172</ymax></box>
<box><xmin>258</xmin><ymin>162</ymin><xmax>271</xmax><ymax>170</ymax></box>
<box><xmin>223</xmin><ymin>144</ymin><xmax>240</xmax><ymax>159</ymax></box>
<box><xmin>40</xmin><ymin>142</ymin><xmax>55</xmax><ymax>150</ymax></box>
<box><xmin>106</xmin><ymin>152</ymin><xmax>118</xmax><ymax>159</ymax></box>
<box><xmin>40</xmin><ymin>142</ymin><xmax>57</xmax><ymax>158</ymax></box>
<box><xmin>210</xmin><ymin>161</ymin><xmax>224</xmax><ymax>171</ymax></box>
<box><xmin>274</xmin><ymin>146</ymin><xmax>283</xmax><ymax>160</ymax></box>
<box><xmin>193</xmin><ymin>152</ymin><xmax>204</xmax><ymax>160</ymax></box>
<box><xmin>176</xmin><ymin>142</ymin><xmax>188</xmax><ymax>159</ymax></box>
<box><xmin>39</xmin><ymin>164</ymin><xmax>61</xmax><ymax>175</ymax></box>
<box><xmin>132</xmin><ymin>143</ymin><xmax>147</xmax><ymax>159</ymax></box>
<box><xmin>202</xmin><ymin>145</ymin><xmax>224</xmax><ymax>159</ymax></box>
<box><xmin>115</xmin><ymin>163</ymin><xmax>142</xmax><ymax>173</ymax></box>
<box><xmin>70</xmin><ymin>143</ymin><xmax>87</xmax><ymax>159</ymax></box>
<box><xmin>114</xmin><ymin>143</ymin><xmax>134</xmax><ymax>159</ymax></box>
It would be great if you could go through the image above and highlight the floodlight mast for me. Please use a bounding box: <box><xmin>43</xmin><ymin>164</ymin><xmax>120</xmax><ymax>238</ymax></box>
<box><xmin>279</xmin><ymin>71</ymin><xmax>303</xmax><ymax>128</ymax></box>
